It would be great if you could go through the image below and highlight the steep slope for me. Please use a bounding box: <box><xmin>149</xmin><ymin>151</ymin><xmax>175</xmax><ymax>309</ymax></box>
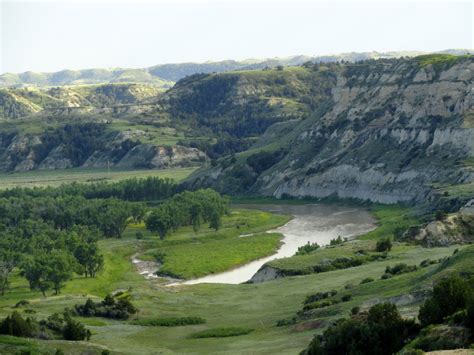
<box><xmin>0</xmin><ymin>123</ymin><xmax>206</xmax><ymax>172</ymax></box>
<box><xmin>158</xmin><ymin>67</ymin><xmax>335</xmax><ymax>137</ymax></box>
<box><xmin>187</xmin><ymin>55</ymin><xmax>474</xmax><ymax>204</ymax></box>
<box><xmin>0</xmin><ymin>84</ymin><xmax>162</xmax><ymax>119</ymax></box>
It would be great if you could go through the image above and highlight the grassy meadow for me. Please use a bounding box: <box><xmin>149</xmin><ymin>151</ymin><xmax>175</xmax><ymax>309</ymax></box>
<box><xmin>0</xmin><ymin>167</ymin><xmax>197</xmax><ymax>189</ymax></box>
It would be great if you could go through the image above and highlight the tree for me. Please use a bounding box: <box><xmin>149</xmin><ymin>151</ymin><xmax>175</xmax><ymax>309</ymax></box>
<box><xmin>146</xmin><ymin>208</ymin><xmax>171</xmax><ymax>239</ymax></box>
<box><xmin>190</xmin><ymin>203</ymin><xmax>203</xmax><ymax>232</ymax></box>
<box><xmin>21</xmin><ymin>255</ymin><xmax>52</xmax><ymax>297</ymax></box>
<box><xmin>0</xmin><ymin>235</ymin><xmax>23</xmax><ymax>296</ymax></box>
<box><xmin>74</xmin><ymin>243</ymin><xmax>104</xmax><ymax>278</ymax></box>
<box><xmin>96</xmin><ymin>200</ymin><xmax>131</xmax><ymax>238</ymax></box>
<box><xmin>129</xmin><ymin>203</ymin><xmax>146</xmax><ymax>224</ymax></box>
<box><xmin>21</xmin><ymin>251</ymin><xmax>75</xmax><ymax>296</ymax></box>
<box><xmin>209</xmin><ymin>209</ymin><xmax>222</xmax><ymax>231</ymax></box>
<box><xmin>47</xmin><ymin>251</ymin><xmax>75</xmax><ymax>294</ymax></box>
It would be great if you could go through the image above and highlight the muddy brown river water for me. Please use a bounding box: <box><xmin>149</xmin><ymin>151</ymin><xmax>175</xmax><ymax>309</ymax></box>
<box><xmin>180</xmin><ymin>203</ymin><xmax>376</xmax><ymax>285</ymax></box>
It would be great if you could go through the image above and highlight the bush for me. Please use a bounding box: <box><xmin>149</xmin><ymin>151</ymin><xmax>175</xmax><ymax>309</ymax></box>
<box><xmin>295</xmin><ymin>242</ymin><xmax>320</xmax><ymax>256</ymax></box>
<box><xmin>376</xmin><ymin>237</ymin><xmax>392</xmax><ymax>252</ymax></box>
<box><xmin>41</xmin><ymin>313</ymin><xmax>64</xmax><ymax>333</ymax></box>
<box><xmin>276</xmin><ymin>317</ymin><xmax>297</xmax><ymax>327</ymax></box>
<box><xmin>418</xmin><ymin>275</ymin><xmax>472</xmax><ymax>327</ymax></box>
<box><xmin>189</xmin><ymin>327</ymin><xmax>253</xmax><ymax>338</ymax></box>
<box><xmin>13</xmin><ymin>300</ymin><xmax>30</xmax><ymax>308</ymax></box>
<box><xmin>385</xmin><ymin>263</ymin><xmax>418</xmax><ymax>275</ymax></box>
<box><xmin>62</xmin><ymin>316</ymin><xmax>91</xmax><ymax>341</ymax></box>
<box><xmin>74</xmin><ymin>292</ymin><xmax>137</xmax><ymax>320</ymax></box>
<box><xmin>341</xmin><ymin>294</ymin><xmax>352</xmax><ymax>302</ymax></box>
<box><xmin>304</xmin><ymin>290</ymin><xmax>338</xmax><ymax>305</ymax></box>
<box><xmin>303</xmin><ymin>303</ymin><xmax>419</xmax><ymax>355</ymax></box>
<box><xmin>0</xmin><ymin>311</ymin><xmax>37</xmax><ymax>337</ymax></box>
<box><xmin>435</xmin><ymin>210</ymin><xmax>446</xmax><ymax>221</ymax></box>
<box><xmin>134</xmin><ymin>317</ymin><xmax>205</xmax><ymax>327</ymax></box>
<box><xmin>329</xmin><ymin>236</ymin><xmax>344</xmax><ymax>246</ymax></box>
<box><xmin>351</xmin><ymin>306</ymin><xmax>360</xmax><ymax>315</ymax></box>
<box><xmin>360</xmin><ymin>277</ymin><xmax>374</xmax><ymax>284</ymax></box>
<box><xmin>410</xmin><ymin>325</ymin><xmax>471</xmax><ymax>352</ymax></box>
<box><xmin>420</xmin><ymin>259</ymin><xmax>438</xmax><ymax>267</ymax></box>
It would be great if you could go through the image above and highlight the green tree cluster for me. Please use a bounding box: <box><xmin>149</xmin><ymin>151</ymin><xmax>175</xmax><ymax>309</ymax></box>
<box><xmin>146</xmin><ymin>189</ymin><xmax>228</xmax><ymax>239</ymax></box>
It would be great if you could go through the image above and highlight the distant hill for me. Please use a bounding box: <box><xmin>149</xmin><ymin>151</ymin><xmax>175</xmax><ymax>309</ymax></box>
<box><xmin>2</xmin><ymin>49</ymin><xmax>471</xmax><ymax>88</ymax></box>
<box><xmin>0</xmin><ymin>69</ymin><xmax>174</xmax><ymax>89</ymax></box>
<box><xmin>0</xmin><ymin>83</ymin><xmax>162</xmax><ymax>119</ymax></box>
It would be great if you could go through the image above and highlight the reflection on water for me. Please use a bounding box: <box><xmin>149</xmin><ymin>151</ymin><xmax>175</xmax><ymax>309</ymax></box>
<box><xmin>180</xmin><ymin>203</ymin><xmax>376</xmax><ymax>285</ymax></box>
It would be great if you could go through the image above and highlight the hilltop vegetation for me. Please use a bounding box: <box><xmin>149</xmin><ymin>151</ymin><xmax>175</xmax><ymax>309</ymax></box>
<box><xmin>4</xmin><ymin>50</ymin><xmax>462</xmax><ymax>88</ymax></box>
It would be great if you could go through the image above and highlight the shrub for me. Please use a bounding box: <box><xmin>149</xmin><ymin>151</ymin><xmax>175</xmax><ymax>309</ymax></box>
<box><xmin>134</xmin><ymin>317</ymin><xmax>205</xmax><ymax>327</ymax></box>
<box><xmin>329</xmin><ymin>236</ymin><xmax>344</xmax><ymax>246</ymax></box>
<box><xmin>360</xmin><ymin>277</ymin><xmax>374</xmax><ymax>284</ymax></box>
<box><xmin>13</xmin><ymin>300</ymin><xmax>30</xmax><ymax>308</ymax></box>
<box><xmin>303</xmin><ymin>303</ymin><xmax>419</xmax><ymax>355</ymax></box>
<box><xmin>0</xmin><ymin>311</ymin><xmax>37</xmax><ymax>337</ymax></box>
<box><xmin>418</xmin><ymin>275</ymin><xmax>472</xmax><ymax>327</ymax></box>
<box><xmin>62</xmin><ymin>316</ymin><xmax>91</xmax><ymax>341</ymax></box>
<box><xmin>295</xmin><ymin>242</ymin><xmax>320</xmax><ymax>255</ymax></box>
<box><xmin>74</xmin><ymin>292</ymin><xmax>137</xmax><ymax>320</ymax></box>
<box><xmin>410</xmin><ymin>325</ymin><xmax>471</xmax><ymax>352</ymax></box>
<box><xmin>41</xmin><ymin>312</ymin><xmax>65</xmax><ymax>333</ymax></box>
<box><xmin>304</xmin><ymin>290</ymin><xmax>338</xmax><ymax>305</ymax></box>
<box><xmin>435</xmin><ymin>210</ymin><xmax>446</xmax><ymax>221</ymax></box>
<box><xmin>351</xmin><ymin>306</ymin><xmax>360</xmax><ymax>315</ymax></box>
<box><xmin>341</xmin><ymin>294</ymin><xmax>352</xmax><ymax>302</ymax></box>
<box><xmin>385</xmin><ymin>263</ymin><xmax>418</xmax><ymax>275</ymax></box>
<box><xmin>276</xmin><ymin>317</ymin><xmax>297</xmax><ymax>327</ymax></box>
<box><xmin>420</xmin><ymin>259</ymin><xmax>438</xmax><ymax>267</ymax></box>
<box><xmin>302</xmin><ymin>300</ymin><xmax>337</xmax><ymax>312</ymax></box>
<box><xmin>376</xmin><ymin>237</ymin><xmax>392</xmax><ymax>252</ymax></box>
<box><xmin>189</xmin><ymin>327</ymin><xmax>253</xmax><ymax>338</ymax></box>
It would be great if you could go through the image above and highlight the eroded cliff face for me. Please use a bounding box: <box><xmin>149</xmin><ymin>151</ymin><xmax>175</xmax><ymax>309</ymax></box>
<box><xmin>189</xmin><ymin>57</ymin><xmax>474</xmax><ymax>204</ymax></box>
<box><xmin>0</xmin><ymin>84</ymin><xmax>161</xmax><ymax>119</ymax></box>
<box><xmin>0</xmin><ymin>129</ymin><xmax>207</xmax><ymax>172</ymax></box>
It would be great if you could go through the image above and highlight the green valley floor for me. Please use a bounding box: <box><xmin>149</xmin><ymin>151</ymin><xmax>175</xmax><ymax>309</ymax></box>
<box><xmin>0</xmin><ymin>204</ymin><xmax>472</xmax><ymax>354</ymax></box>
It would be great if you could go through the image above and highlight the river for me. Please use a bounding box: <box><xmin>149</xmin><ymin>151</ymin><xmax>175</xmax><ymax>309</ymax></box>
<box><xmin>180</xmin><ymin>203</ymin><xmax>376</xmax><ymax>285</ymax></box>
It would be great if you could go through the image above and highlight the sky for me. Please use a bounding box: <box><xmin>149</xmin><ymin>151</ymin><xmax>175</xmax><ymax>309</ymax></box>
<box><xmin>0</xmin><ymin>0</ymin><xmax>472</xmax><ymax>74</ymax></box>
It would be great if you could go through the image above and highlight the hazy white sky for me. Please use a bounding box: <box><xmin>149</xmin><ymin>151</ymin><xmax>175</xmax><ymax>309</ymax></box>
<box><xmin>0</xmin><ymin>0</ymin><xmax>472</xmax><ymax>74</ymax></box>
